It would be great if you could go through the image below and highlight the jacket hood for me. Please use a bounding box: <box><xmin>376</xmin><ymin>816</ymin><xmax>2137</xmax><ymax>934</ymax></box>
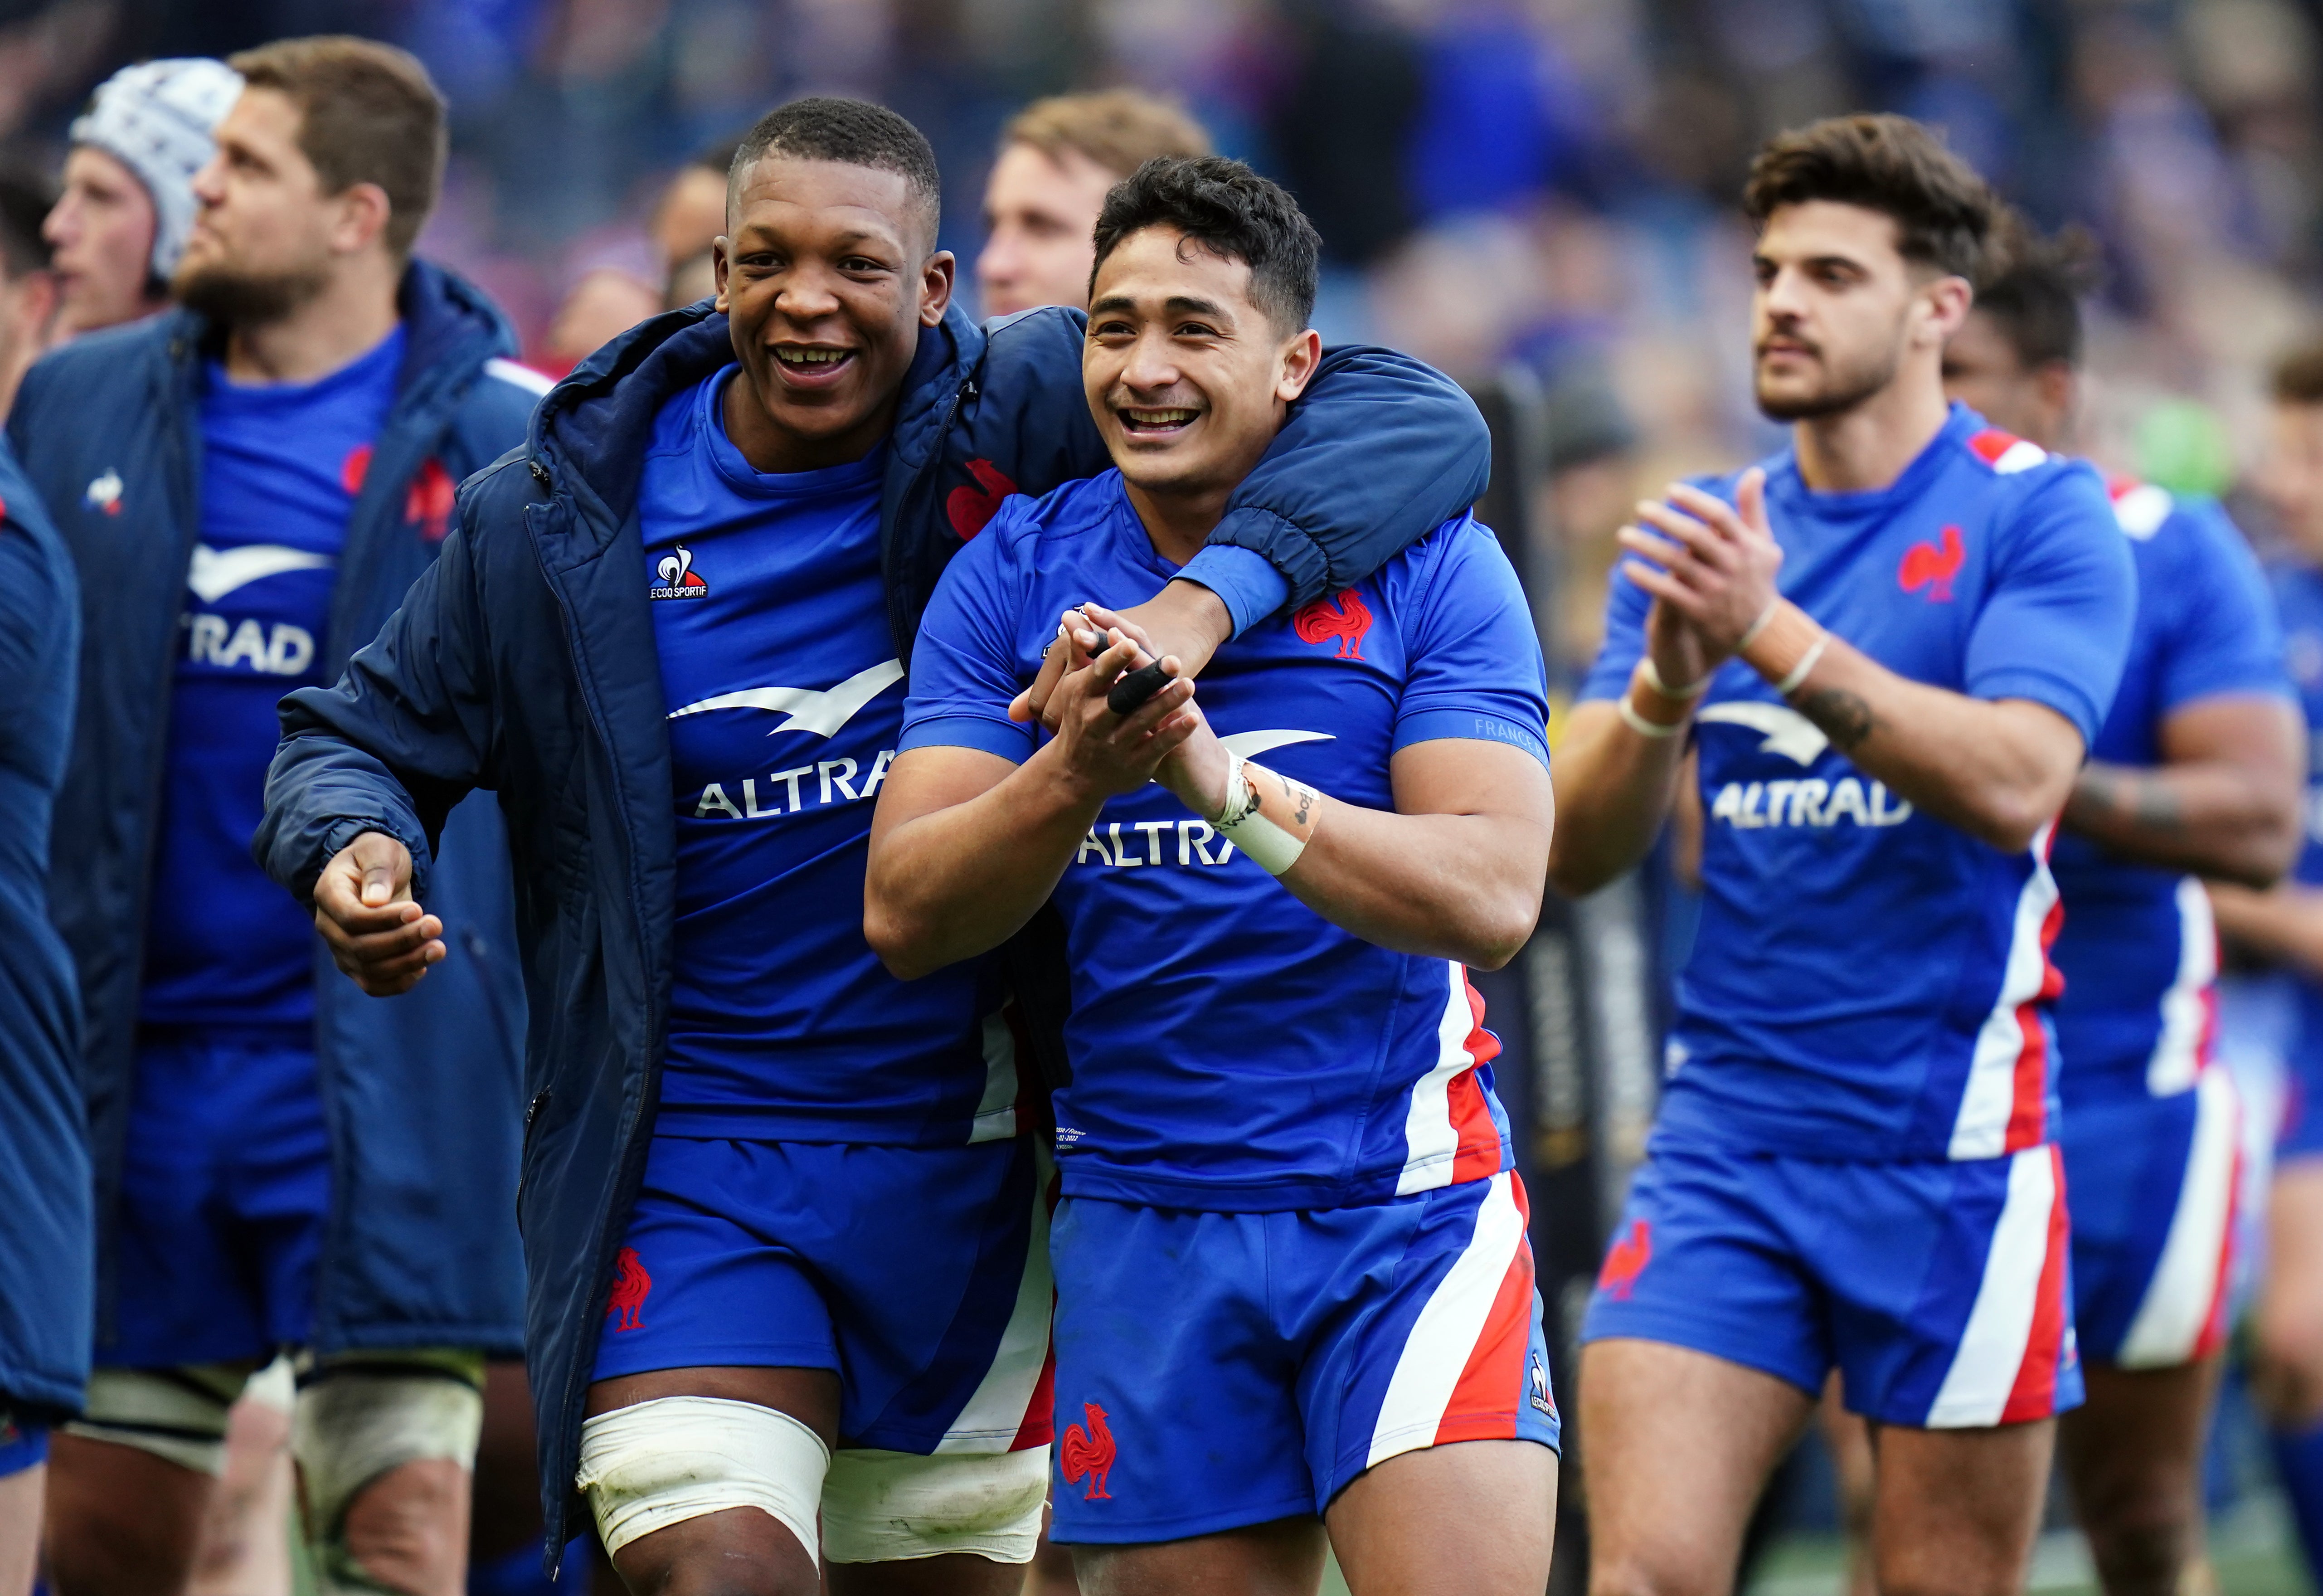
<box><xmin>529</xmin><ymin>296</ymin><xmax>986</xmax><ymax>516</ymax></box>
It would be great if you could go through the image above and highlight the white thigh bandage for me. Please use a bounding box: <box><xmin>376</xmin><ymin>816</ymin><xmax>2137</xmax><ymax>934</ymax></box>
<box><xmin>292</xmin><ymin>1366</ymin><xmax>484</xmax><ymax>1539</ymax></box>
<box><xmin>576</xmin><ymin>1396</ymin><xmax>830</xmax><ymax>1563</ymax></box>
<box><xmin>67</xmin><ymin>1364</ymin><xmax>250</xmax><ymax>1475</ymax></box>
<box><xmin>821</xmin><ymin>1445</ymin><xmax>1050</xmax><ymax>1566</ymax></box>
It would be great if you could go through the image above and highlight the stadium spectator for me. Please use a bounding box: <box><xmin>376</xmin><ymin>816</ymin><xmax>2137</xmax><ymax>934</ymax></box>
<box><xmin>43</xmin><ymin>57</ymin><xmax>238</xmax><ymax>342</ymax></box>
<box><xmin>9</xmin><ymin>36</ymin><xmax>541</xmax><ymax>1596</ymax></box>
<box><xmin>2214</xmin><ymin>340</ymin><xmax>2323</xmax><ymax>1585</ymax></box>
<box><xmin>0</xmin><ymin>164</ymin><xmax>58</xmax><ymax>418</ymax></box>
<box><xmin>976</xmin><ymin>89</ymin><xmax>1208</xmax><ymax>316</ymax></box>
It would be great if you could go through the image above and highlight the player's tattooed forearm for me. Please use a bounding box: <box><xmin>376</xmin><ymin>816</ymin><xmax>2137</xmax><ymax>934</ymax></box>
<box><xmin>2078</xmin><ymin>767</ymin><xmax>2184</xmax><ymax>833</ymax></box>
<box><xmin>1798</xmin><ymin>687</ymin><xmax>1875</xmax><ymax>750</ymax></box>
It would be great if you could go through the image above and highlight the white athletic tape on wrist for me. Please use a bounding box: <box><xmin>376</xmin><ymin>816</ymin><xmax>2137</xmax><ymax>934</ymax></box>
<box><xmin>576</xmin><ymin>1396</ymin><xmax>830</xmax><ymax>1563</ymax></box>
<box><xmin>1639</xmin><ymin>655</ymin><xmax>1709</xmax><ymax>699</ymax></box>
<box><xmin>821</xmin><ymin>1445</ymin><xmax>1049</xmax><ymax>1565</ymax></box>
<box><xmin>1214</xmin><ymin>752</ymin><xmax>1320</xmax><ymax>877</ymax></box>
<box><xmin>1773</xmin><ymin>634</ymin><xmax>1829</xmax><ymax>697</ymax></box>
<box><xmin>1618</xmin><ymin>695</ymin><xmax>1685</xmax><ymax>739</ymax></box>
<box><xmin>293</xmin><ymin>1368</ymin><xmax>483</xmax><ymax>1543</ymax></box>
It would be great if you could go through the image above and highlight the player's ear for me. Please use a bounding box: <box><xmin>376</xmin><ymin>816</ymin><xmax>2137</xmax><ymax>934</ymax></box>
<box><xmin>1918</xmin><ymin>274</ymin><xmax>1973</xmax><ymax>348</ymax></box>
<box><xmin>1276</xmin><ymin>327</ymin><xmax>1322</xmax><ymax>404</ymax></box>
<box><xmin>919</xmin><ymin>250</ymin><xmax>957</xmax><ymax>328</ymax></box>
<box><xmin>712</xmin><ymin>238</ymin><xmax>730</xmax><ymax>313</ymax></box>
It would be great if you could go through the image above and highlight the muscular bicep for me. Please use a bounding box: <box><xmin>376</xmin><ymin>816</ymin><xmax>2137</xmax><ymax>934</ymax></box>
<box><xmin>1388</xmin><ymin>737</ymin><xmax>1556</xmax><ymax>837</ymax></box>
<box><xmin>870</xmin><ymin>745</ymin><xmax>1024</xmax><ymax>840</ymax></box>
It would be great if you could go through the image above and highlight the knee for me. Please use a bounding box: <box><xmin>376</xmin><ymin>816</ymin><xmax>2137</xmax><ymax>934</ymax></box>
<box><xmin>2079</xmin><ymin>1486</ymin><xmax>2197</xmax><ymax>1585</ymax></box>
<box><xmin>294</xmin><ymin>1353</ymin><xmax>485</xmax><ymax>1596</ymax></box>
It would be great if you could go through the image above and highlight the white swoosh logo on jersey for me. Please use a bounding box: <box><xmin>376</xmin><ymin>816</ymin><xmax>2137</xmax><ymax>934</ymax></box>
<box><xmin>667</xmin><ymin>658</ymin><xmax>905</xmax><ymax>738</ymax></box>
<box><xmin>186</xmin><ymin>543</ymin><xmax>335</xmax><ymax>602</ymax></box>
<box><xmin>1695</xmin><ymin>701</ymin><xmax>1828</xmax><ymax>766</ymax></box>
<box><xmin>1219</xmin><ymin>729</ymin><xmax>1336</xmax><ymax>759</ymax></box>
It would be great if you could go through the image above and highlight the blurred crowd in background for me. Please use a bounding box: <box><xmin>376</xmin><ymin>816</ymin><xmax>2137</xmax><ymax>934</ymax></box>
<box><xmin>0</xmin><ymin>0</ymin><xmax>2316</xmax><ymax>682</ymax></box>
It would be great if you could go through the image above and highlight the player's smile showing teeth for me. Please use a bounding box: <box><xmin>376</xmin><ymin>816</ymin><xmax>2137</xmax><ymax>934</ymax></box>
<box><xmin>771</xmin><ymin>346</ymin><xmax>856</xmax><ymax>383</ymax></box>
<box><xmin>1119</xmin><ymin>406</ymin><xmax>1200</xmax><ymax>435</ymax></box>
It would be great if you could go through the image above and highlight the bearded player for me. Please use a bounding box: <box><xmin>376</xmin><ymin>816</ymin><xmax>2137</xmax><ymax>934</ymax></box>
<box><xmin>1548</xmin><ymin>116</ymin><xmax>2134</xmax><ymax>1596</ymax></box>
<box><xmin>1809</xmin><ymin>219</ymin><xmax>2305</xmax><ymax>1596</ymax></box>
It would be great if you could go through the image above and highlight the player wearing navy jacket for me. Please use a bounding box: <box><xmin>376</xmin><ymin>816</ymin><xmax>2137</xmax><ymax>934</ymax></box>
<box><xmin>1548</xmin><ymin>118</ymin><xmax>2135</xmax><ymax>1596</ymax></box>
<box><xmin>871</xmin><ymin>157</ymin><xmax>1559</xmax><ymax>1596</ymax></box>
<box><xmin>261</xmin><ymin>102</ymin><xmax>1492</xmax><ymax>1592</ymax></box>
<box><xmin>1800</xmin><ymin>221</ymin><xmax>2304</xmax><ymax>1596</ymax></box>
<box><xmin>11</xmin><ymin>42</ymin><xmax>544</xmax><ymax>1596</ymax></box>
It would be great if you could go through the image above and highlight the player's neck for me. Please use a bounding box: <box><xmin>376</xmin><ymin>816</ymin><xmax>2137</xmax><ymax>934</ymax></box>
<box><xmin>1790</xmin><ymin>365</ymin><xmax>1953</xmax><ymax>494</ymax></box>
<box><xmin>220</xmin><ymin>253</ymin><xmax>403</xmax><ymax>387</ymax></box>
<box><xmin>1121</xmin><ymin>477</ymin><xmax>1227</xmax><ymax>569</ymax></box>
<box><xmin>721</xmin><ymin>372</ymin><xmax>896</xmax><ymax>476</ymax></box>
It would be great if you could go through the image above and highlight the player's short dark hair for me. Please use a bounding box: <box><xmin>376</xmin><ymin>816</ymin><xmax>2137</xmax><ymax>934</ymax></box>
<box><xmin>1743</xmin><ymin>113</ymin><xmax>1999</xmax><ymax>283</ymax></box>
<box><xmin>1974</xmin><ymin>214</ymin><xmax>2102</xmax><ymax>371</ymax></box>
<box><xmin>729</xmin><ymin>97</ymin><xmax>941</xmax><ymax>243</ymax></box>
<box><xmin>0</xmin><ymin>160</ymin><xmax>54</xmax><ymax>280</ymax></box>
<box><xmin>229</xmin><ymin>36</ymin><xmax>446</xmax><ymax>259</ymax></box>
<box><xmin>2274</xmin><ymin>341</ymin><xmax>2323</xmax><ymax>407</ymax></box>
<box><xmin>1089</xmin><ymin>155</ymin><xmax>1320</xmax><ymax>333</ymax></box>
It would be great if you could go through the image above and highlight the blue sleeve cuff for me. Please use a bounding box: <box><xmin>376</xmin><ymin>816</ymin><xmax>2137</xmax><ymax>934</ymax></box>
<box><xmin>1391</xmin><ymin>708</ymin><xmax>1550</xmax><ymax>769</ymax></box>
<box><xmin>896</xmin><ymin>715</ymin><xmax>1035</xmax><ymax>763</ymax></box>
<box><xmin>1179</xmin><ymin>544</ymin><xmax>1291</xmax><ymax>638</ymax></box>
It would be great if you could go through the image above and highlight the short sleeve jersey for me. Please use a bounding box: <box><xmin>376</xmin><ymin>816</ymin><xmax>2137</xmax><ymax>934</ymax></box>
<box><xmin>140</xmin><ymin>325</ymin><xmax>405</xmax><ymax>1035</ymax></box>
<box><xmin>901</xmin><ymin>471</ymin><xmax>1551</xmax><ymax>1212</ymax></box>
<box><xmin>2051</xmin><ymin>485</ymin><xmax>2289</xmax><ymax>1107</ymax></box>
<box><xmin>642</xmin><ymin>365</ymin><xmax>1008</xmax><ymax>1147</ymax></box>
<box><xmin>1577</xmin><ymin>405</ymin><xmax>2134</xmax><ymax>1162</ymax></box>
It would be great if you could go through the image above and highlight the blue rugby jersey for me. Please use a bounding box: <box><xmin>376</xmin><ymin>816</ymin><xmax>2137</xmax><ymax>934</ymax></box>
<box><xmin>2051</xmin><ymin>484</ymin><xmax>2288</xmax><ymax>1109</ymax></box>
<box><xmin>643</xmin><ymin>365</ymin><xmax>1009</xmax><ymax>1146</ymax></box>
<box><xmin>901</xmin><ymin>470</ymin><xmax>1551</xmax><ymax>1211</ymax></box>
<box><xmin>140</xmin><ymin>326</ymin><xmax>405</xmax><ymax>1033</ymax></box>
<box><xmin>1577</xmin><ymin>405</ymin><xmax>2134</xmax><ymax>1162</ymax></box>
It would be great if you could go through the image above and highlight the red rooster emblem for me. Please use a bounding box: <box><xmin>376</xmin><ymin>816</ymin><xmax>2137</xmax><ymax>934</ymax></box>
<box><xmin>947</xmin><ymin>458</ymin><xmax>1018</xmax><ymax>540</ymax></box>
<box><xmin>1059</xmin><ymin>1401</ymin><xmax>1115</xmax><ymax>1500</ymax></box>
<box><xmin>1898</xmin><ymin>525</ymin><xmax>1965</xmax><ymax>602</ymax></box>
<box><xmin>1595</xmin><ymin>1219</ymin><xmax>1652</xmax><ymax>1301</ymax></box>
<box><xmin>404</xmin><ymin>458</ymin><xmax>457</xmax><ymax>542</ymax></box>
<box><xmin>1293</xmin><ymin>588</ymin><xmax>1373</xmax><ymax>659</ymax></box>
<box><xmin>606</xmin><ymin>1247</ymin><xmax>651</xmax><ymax>1332</ymax></box>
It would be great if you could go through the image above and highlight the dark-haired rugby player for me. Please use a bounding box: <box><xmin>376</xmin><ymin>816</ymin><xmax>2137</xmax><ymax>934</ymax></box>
<box><xmin>870</xmin><ymin>154</ymin><xmax>1560</xmax><ymax>1596</ymax></box>
<box><xmin>1549</xmin><ymin>116</ymin><xmax>2135</xmax><ymax>1596</ymax></box>
<box><xmin>1812</xmin><ymin>219</ymin><xmax>2301</xmax><ymax>1596</ymax></box>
